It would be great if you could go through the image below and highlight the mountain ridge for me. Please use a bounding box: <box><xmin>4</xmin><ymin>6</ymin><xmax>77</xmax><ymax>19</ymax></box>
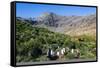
<box><xmin>17</xmin><ymin>12</ymin><xmax>96</xmax><ymax>36</ymax></box>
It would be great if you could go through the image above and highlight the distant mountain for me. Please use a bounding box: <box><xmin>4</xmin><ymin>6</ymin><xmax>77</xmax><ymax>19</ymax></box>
<box><xmin>17</xmin><ymin>12</ymin><xmax>96</xmax><ymax>36</ymax></box>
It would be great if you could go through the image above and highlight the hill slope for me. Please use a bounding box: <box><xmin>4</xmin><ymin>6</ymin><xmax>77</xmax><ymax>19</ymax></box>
<box><xmin>16</xmin><ymin>19</ymin><xmax>96</xmax><ymax>62</ymax></box>
<box><xmin>17</xmin><ymin>12</ymin><xmax>96</xmax><ymax>36</ymax></box>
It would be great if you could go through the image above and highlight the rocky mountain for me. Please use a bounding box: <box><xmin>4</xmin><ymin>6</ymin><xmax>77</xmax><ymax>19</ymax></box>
<box><xmin>17</xmin><ymin>12</ymin><xmax>96</xmax><ymax>36</ymax></box>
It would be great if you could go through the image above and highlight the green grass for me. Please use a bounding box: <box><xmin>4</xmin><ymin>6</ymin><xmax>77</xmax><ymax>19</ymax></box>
<box><xmin>16</xmin><ymin>20</ymin><xmax>96</xmax><ymax>62</ymax></box>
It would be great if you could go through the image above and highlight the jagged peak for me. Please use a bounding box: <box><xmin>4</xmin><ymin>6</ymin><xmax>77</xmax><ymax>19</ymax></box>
<box><xmin>39</xmin><ymin>12</ymin><xmax>57</xmax><ymax>17</ymax></box>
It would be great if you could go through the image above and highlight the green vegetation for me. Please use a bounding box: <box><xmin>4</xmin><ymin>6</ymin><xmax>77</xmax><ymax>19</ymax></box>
<box><xmin>16</xmin><ymin>20</ymin><xmax>96</xmax><ymax>63</ymax></box>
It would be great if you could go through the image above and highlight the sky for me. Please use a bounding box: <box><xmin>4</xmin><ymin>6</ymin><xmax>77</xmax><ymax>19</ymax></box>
<box><xmin>16</xmin><ymin>3</ymin><xmax>96</xmax><ymax>18</ymax></box>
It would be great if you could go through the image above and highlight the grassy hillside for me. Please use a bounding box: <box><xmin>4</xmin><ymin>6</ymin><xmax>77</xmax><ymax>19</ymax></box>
<box><xmin>16</xmin><ymin>20</ymin><xmax>96</xmax><ymax>63</ymax></box>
